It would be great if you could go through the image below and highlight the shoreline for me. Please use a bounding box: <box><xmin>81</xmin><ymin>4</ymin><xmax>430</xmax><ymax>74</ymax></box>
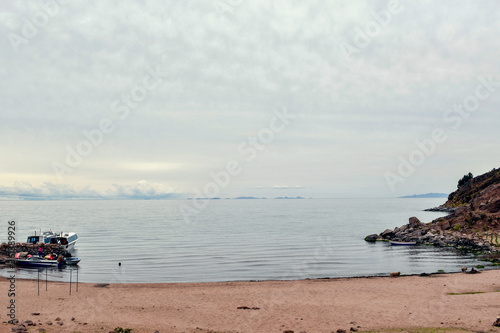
<box><xmin>2</xmin><ymin>270</ymin><xmax>500</xmax><ymax>333</ymax></box>
<box><xmin>3</xmin><ymin>263</ymin><xmax>499</xmax><ymax>285</ymax></box>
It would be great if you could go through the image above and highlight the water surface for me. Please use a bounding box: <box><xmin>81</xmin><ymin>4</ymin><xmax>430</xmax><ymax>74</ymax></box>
<box><xmin>0</xmin><ymin>198</ymin><xmax>491</xmax><ymax>283</ymax></box>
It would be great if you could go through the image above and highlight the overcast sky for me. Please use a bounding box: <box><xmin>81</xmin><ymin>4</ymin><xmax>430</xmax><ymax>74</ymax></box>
<box><xmin>0</xmin><ymin>0</ymin><xmax>499</xmax><ymax>200</ymax></box>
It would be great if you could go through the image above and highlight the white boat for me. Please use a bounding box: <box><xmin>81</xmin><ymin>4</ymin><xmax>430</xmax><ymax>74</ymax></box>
<box><xmin>27</xmin><ymin>231</ymin><xmax>54</xmax><ymax>244</ymax></box>
<box><xmin>27</xmin><ymin>230</ymin><xmax>78</xmax><ymax>251</ymax></box>
<box><xmin>390</xmin><ymin>240</ymin><xmax>417</xmax><ymax>246</ymax></box>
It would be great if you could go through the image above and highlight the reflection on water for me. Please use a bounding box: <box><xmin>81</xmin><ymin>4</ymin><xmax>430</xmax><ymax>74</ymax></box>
<box><xmin>0</xmin><ymin>198</ymin><xmax>495</xmax><ymax>283</ymax></box>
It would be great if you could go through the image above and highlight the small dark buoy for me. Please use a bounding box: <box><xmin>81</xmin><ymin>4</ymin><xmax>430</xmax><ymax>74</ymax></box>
<box><xmin>118</xmin><ymin>262</ymin><xmax>121</xmax><ymax>266</ymax></box>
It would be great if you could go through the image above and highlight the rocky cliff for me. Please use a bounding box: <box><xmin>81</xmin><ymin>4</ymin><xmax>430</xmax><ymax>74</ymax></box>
<box><xmin>365</xmin><ymin>168</ymin><xmax>500</xmax><ymax>254</ymax></box>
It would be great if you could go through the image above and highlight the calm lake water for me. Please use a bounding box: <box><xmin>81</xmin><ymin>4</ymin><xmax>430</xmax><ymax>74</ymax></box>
<box><xmin>0</xmin><ymin>198</ymin><xmax>493</xmax><ymax>283</ymax></box>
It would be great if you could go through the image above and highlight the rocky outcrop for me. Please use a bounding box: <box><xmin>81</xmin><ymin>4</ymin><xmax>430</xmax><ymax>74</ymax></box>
<box><xmin>365</xmin><ymin>216</ymin><xmax>497</xmax><ymax>253</ymax></box>
<box><xmin>366</xmin><ymin>168</ymin><xmax>500</xmax><ymax>254</ymax></box>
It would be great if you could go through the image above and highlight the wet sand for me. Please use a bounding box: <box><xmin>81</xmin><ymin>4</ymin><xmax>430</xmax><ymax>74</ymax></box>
<box><xmin>1</xmin><ymin>270</ymin><xmax>500</xmax><ymax>333</ymax></box>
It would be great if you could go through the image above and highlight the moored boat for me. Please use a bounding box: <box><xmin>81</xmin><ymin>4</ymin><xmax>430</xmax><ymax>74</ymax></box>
<box><xmin>27</xmin><ymin>230</ymin><xmax>78</xmax><ymax>251</ymax></box>
<box><xmin>12</xmin><ymin>256</ymin><xmax>81</xmax><ymax>267</ymax></box>
<box><xmin>390</xmin><ymin>240</ymin><xmax>417</xmax><ymax>246</ymax></box>
<box><xmin>26</xmin><ymin>231</ymin><xmax>55</xmax><ymax>244</ymax></box>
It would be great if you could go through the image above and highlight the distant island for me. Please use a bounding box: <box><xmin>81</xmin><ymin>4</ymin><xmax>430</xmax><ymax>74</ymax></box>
<box><xmin>187</xmin><ymin>196</ymin><xmax>306</xmax><ymax>200</ymax></box>
<box><xmin>399</xmin><ymin>193</ymin><xmax>448</xmax><ymax>198</ymax></box>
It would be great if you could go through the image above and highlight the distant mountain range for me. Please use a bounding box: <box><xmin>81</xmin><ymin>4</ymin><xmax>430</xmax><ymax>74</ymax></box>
<box><xmin>188</xmin><ymin>196</ymin><xmax>306</xmax><ymax>200</ymax></box>
<box><xmin>399</xmin><ymin>193</ymin><xmax>449</xmax><ymax>198</ymax></box>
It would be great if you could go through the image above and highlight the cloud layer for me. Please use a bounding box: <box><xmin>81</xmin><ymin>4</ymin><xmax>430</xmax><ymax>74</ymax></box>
<box><xmin>0</xmin><ymin>181</ymin><xmax>180</xmax><ymax>200</ymax></box>
<box><xmin>0</xmin><ymin>0</ymin><xmax>499</xmax><ymax>198</ymax></box>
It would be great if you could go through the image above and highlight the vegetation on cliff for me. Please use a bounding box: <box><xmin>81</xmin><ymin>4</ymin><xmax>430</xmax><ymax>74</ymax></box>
<box><xmin>445</xmin><ymin>168</ymin><xmax>500</xmax><ymax>208</ymax></box>
<box><xmin>366</xmin><ymin>168</ymin><xmax>500</xmax><ymax>255</ymax></box>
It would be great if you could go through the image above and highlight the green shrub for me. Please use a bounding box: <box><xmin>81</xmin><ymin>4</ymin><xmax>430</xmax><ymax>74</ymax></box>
<box><xmin>457</xmin><ymin>172</ymin><xmax>473</xmax><ymax>189</ymax></box>
<box><xmin>114</xmin><ymin>328</ymin><xmax>133</xmax><ymax>333</ymax></box>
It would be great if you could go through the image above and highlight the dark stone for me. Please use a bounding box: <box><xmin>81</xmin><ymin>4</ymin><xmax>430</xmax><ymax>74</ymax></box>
<box><xmin>364</xmin><ymin>234</ymin><xmax>378</xmax><ymax>242</ymax></box>
<box><xmin>22</xmin><ymin>320</ymin><xmax>34</xmax><ymax>326</ymax></box>
<box><xmin>408</xmin><ymin>217</ymin><xmax>422</xmax><ymax>228</ymax></box>
<box><xmin>485</xmin><ymin>199</ymin><xmax>500</xmax><ymax>213</ymax></box>
<box><xmin>467</xmin><ymin>268</ymin><xmax>479</xmax><ymax>274</ymax></box>
<box><xmin>441</xmin><ymin>220</ymin><xmax>451</xmax><ymax>230</ymax></box>
<box><xmin>350</xmin><ymin>328</ymin><xmax>358</xmax><ymax>332</ymax></box>
<box><xmin>237</xmin><ymin>306</ymin><xmax>260</xmax><ymax>310</ymax></box>
<box><xmin>283</xmin><ymin>330</ymin><xmax>294</xmax><ymax>333</ymax></box>
<box><xmin>31</xmin><ymin>313</ymin><xmax>40</xmax><ymax>316</ymax></box>
<box><xmin>493</xmin><ymin>317</ymin><xmax>500</xmax><ymax>327</ymax></box>
<box><xmin>381</xmin><ymin>229</ymin><xmax>394</xmax><ymax>238</ymax></box>
<box><xmin>337</xmin><ymin>330</ymin><xmax>347</xmax><ymax>333</ymax></box>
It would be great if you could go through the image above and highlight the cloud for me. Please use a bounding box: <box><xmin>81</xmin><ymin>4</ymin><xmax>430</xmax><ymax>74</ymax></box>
<box><xmin>249</xmin><ymin>185</ymin><xmax>308</xmax><ymax>190</ymax></box>
<box><xmin>108</xmin><ymin>180</ymin><xmax>181</xmax><ymax>200</ymax></box>
<box><xmin>270</xmin><ymin>185</ymin><xmax>307</xmax><ymax>190</ymax></box>
<box><xmin>0</xmin><ymin>181</ymin><xmax>181</xmax><ymax>200</ymax></box>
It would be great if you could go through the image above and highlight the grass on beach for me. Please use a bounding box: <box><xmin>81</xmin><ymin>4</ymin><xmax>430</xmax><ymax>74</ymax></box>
<box><xmin>446</xmin><ymin>288</ymin><xmax>500</xmax><ymax>295</ymax></box>
<box><xmin>446</xmin><ymin>291</ymin><xmax>486</xmax><ymax>295</ymax></box>
<box><xmin>361</xmin><ymin>328</ymin><xmax>490</xmax><ymax>333</ymax></box>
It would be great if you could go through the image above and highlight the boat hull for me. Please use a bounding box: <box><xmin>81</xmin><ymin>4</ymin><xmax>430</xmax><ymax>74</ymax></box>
<box><xmin>390</xmin><ymin>241</ymin><xmax>417</xmax><ymax>246</ymax></box>
<box><xmin>13</xmin><ymin>257</ymin><xmax>81</xmax><ymax>267</ymax></box>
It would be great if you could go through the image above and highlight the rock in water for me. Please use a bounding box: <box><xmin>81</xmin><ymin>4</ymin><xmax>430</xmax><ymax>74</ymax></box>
<box><xmin>364</xmin><ymin>234</ymin><xmax>378</xmax><ymax>242</ymax></box>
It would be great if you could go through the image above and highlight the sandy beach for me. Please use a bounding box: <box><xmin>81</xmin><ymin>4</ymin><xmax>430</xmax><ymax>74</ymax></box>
<box><xmin>1</xmin><ymin>270</ymin><xmax>500</xmax><ymax>333</ymax></box>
